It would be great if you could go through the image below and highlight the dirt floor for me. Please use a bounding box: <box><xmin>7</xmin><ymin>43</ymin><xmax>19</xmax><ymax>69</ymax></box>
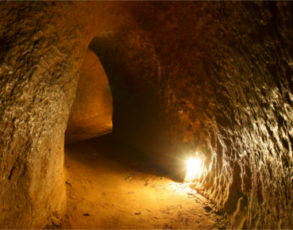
<box><xmin>62</xmin><ymin>136</ymin><xmax>226</xmax><ymax>229</ymax></box>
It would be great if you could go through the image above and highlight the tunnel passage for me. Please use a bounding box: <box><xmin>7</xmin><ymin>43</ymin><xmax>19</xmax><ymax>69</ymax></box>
<box><xmin>65</xmin><ymin>48</ymin><xmax>113</xmax><ymax>143</ymax></box>
<box><xmin>64</xmin><ymin>36</ymin><xmax>165</xmax><ymax>175</ymax></box>
<box><xmin>87</xmin><ymin>33</ymin><xmax>189</xmax><ymax>181</ymax></box>
<box><xmin>62</xmin><ymin>35</ymin><xmax>222</xmax><ymax>229</ymax></box>
<box><xmin>65</xmin><ymin>33</ymin><xmax>183</xmax><ymax>179</ymax></box>
<box><xmin>1</xmin><ymin>2</ymin><xmax>293</xmax><ymax>229</ymax></box>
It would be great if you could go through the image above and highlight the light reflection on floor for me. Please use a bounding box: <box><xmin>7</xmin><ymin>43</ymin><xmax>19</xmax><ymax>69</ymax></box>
<box><xmin>63</xmin><ymin>139</ymin><xmax>224</xmax><ymax>229</ymax></box>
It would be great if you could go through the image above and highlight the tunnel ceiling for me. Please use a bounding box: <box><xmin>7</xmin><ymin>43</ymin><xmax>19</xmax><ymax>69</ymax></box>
<box><xmin>0</xmin><ymin>1</ymin><xmax>292</xmax><ymax>229</ymax></box>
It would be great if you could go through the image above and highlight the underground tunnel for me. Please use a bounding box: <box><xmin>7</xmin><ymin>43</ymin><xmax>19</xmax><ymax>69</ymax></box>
<box><xmin>0</xmin><ymin>1</ymin><xmax>293</xmax><ymax>229</ymax></box>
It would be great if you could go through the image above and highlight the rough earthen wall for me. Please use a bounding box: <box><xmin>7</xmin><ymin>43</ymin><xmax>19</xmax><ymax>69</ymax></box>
<box><xmin>0</xmin><ymin>2</ymin><xmax>292</xmax><ymax>228</ymax></box>
<box><xmin>0</xmin><ymin>3</ymin><xmax>78</xmax><ymax>227</ymax></box>
<box><xmin>128</xmin><ymin>2</ymin><xmax>293</xmax><ymax>228</ymax></box>
<box><xmin>0</xmin><ymin>2</ymin><xmax>126</xmax><ymax>227</ymax></box>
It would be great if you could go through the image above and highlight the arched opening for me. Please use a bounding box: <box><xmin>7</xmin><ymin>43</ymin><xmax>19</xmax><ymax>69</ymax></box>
<box><xmin>65</xmin><ymin>48</ymin><xmax>113</xmax><ymax>143</ymax></box>
<box><xmin>65</xmin><ymin>31</ymin><xmax>182</xmax><ymax>180</ymax></box>
<box><xmin>62</xmin><ymin>34</ymin><xmax>219</xmax><ymax>229</ymax></box>
<box><xmin>65</xmin><ymin>32</ymin><xmax>166</xmax><ymax>175</ymax></box>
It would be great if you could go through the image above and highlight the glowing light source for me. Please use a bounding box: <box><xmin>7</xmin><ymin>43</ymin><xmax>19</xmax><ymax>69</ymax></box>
<box><xmin>185</xmin><ymin>154</ymin><xmax>204</xmax><ymax>182</ymax></box>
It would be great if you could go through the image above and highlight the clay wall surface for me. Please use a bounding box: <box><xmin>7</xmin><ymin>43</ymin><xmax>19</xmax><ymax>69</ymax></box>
<box><xmin>0</xmin><ymin>2</ymin><xmax>292</xmax><ymax>228</ymax></box>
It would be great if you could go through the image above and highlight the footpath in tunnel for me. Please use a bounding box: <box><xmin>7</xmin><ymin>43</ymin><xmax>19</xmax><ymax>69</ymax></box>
<box><xmin>62</xmin><ymin>136</ymin><xmax>227</xmax><ymax>229</ymax></box>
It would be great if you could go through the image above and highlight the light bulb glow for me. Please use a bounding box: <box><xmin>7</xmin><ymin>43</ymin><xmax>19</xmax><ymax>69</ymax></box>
<box><xmin>185</xmin><ymin>156</ymin><xmax>204</xmax><ymax>182</ymax></box>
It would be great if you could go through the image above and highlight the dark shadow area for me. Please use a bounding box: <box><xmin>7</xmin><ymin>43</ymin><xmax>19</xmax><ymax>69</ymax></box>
<box><xmin>88</xmin><ymin>35</ymin><xmax>186</xmax><ymax>181</ymax></box>
<box><xmin>88</xmin><ymin>35</ymin><xmax>165</xmax><ymax>155</ymax></box>
<box><xmin>65</xmin><ymin>33</ymin><xmax>185</xmax><ymax>182</ymax></box>
<box><xmin>65</xmin><ymin>133</ymin><xmax>170</xmax><ymax>179</ymax></box>
<box><xmin>89</xmin><ymin>36</ymin><xmax>161</xmax><ymax>131</ymax></box>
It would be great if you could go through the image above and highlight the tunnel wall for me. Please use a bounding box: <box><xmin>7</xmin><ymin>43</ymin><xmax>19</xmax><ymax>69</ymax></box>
<box><xmin>0</xmin><ymin>2</ymin><xmax>292</xmax><ymax>228</ymax></box>
<box><xmin>85</xmin><ymin>3</ymin><xmax>293</xmax><ymax>227</ymax></box>
<box><xmin>107</xmin><ymin>2</ymin><xmax>292</xmax><ymax>228</ymax></box>
<box><xmin>0</xmin><ymin>2</ymin><xmax>128</xmax><ymax>227</ymax></box>
<box><xmin>126</xmin><ymin>2</ymin><xmax>293</xmax><ymax>228</ymax></box>
<box><xmin>0</xmin><ymin>3</ymin><xmax>83</xmax><ymax>227</ymax></box>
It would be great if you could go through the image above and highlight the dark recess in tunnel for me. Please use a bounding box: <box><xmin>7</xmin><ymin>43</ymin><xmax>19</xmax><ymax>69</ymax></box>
<box><xmin>88</xmin><ymin>36</ymin><xmax>162</xmax><ymax>146</ymax></box>
<box><xmin>87</xmin><ymin>35</ymin><xmax>183</xmax><ymax>179</ymax></box>
<box><xmin>65</xmin><ymin>35</ymin><xmax>176</xmax><ymax>179</ymax></box>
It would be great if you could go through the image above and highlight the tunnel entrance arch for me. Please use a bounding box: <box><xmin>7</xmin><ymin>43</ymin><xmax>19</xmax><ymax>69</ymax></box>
<box><xmin>65</xmin><ymin>48</ymin><xmax>113</xmax><ymax>143</ymax></box>
<box><xmin>65</xmin><ymin>32</ymin><xmax>187</xmax><ymax>181</ymax></box>
<box><xmin>64</xmin><ymin>32</ymin><xmax>166</xmax><ymax>172</ymax></box>
<box><xmin>86</xmin><ymin>34</ymin><xmax>170</xmax><ymax>169</ymax></box>
<box><xmin>65</xmin><ymin>32</ymin><xmax>164</xmax><ymax>157</ymax></box>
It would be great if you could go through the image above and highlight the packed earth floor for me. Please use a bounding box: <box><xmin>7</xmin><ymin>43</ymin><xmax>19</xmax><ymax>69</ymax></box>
<box><xmin>62</xmin><ymin>136</ymin><xmax>227</xmax><ymax>229</ymax></box>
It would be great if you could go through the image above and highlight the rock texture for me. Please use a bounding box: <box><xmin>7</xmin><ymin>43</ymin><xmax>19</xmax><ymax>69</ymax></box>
<box><xmin>0</xmin><ymin>2</ymin><xmax>126</xmax><ymax>228</ymax></box>
<box><xmin>0</xmin><ymin>1</ymin><xmax>292</xmax><ymax>229</ymax></box>
<box><xmin>0</xmin><ymin>3</ymin><xmax>76</xmax><ymax>227</ymax></box>
<box><xmin>121</xmin><ymin>2</ymin><xmax>293</xmax><ymax>228</ymax></box>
